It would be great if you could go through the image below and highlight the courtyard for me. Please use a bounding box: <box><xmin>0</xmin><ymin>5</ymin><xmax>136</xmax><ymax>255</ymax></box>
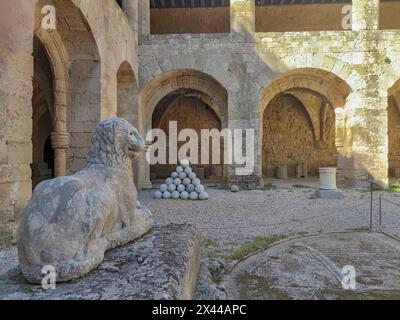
<box><xmin>2</xmin><ymin>179</ymin><xmax>399</xmax><ymax>299</ymax></box>
<box><xmin>2</xmin><ymin>0</ymin><xmax>400</xmax><ymax>302</ymax></box>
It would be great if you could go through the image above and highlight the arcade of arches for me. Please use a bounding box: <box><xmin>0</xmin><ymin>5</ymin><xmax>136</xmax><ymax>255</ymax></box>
<box><xmin>2</xmin><ymin>0</ymin><xmax>400</xmax><ymax>247</ymax></box>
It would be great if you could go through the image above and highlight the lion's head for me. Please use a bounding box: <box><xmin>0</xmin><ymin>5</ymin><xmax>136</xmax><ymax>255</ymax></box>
<box><xmin>86</xmin><ymin>117</ymin><xmax>145</xmax><ymax>168</ymax></box>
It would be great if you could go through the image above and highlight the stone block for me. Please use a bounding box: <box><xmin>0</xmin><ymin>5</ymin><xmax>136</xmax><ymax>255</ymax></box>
<box><xmin>0</xmin><ymin>223</ymin><xmax>15</xmax><ymax>249</ymax></box>
<box><xmin>0</xmin><ymin>224</ymin><xmax>202</xmax><ymax>300</ymax></box>
<box><xmin>7</xmin><ymin>141</ymin><xmax>32</xmax><ymax>165</ymax></box>
<box><xmin>314</xmin><ymin>189</ymin><xmax>344</xmax><ymax>200</ymax></box>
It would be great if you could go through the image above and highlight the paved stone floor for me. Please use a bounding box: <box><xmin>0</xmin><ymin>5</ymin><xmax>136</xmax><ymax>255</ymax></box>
<box><xmin>225</xmin><ymin>232</ymin><xmax>400</xmax><ymax>300</ymax></box>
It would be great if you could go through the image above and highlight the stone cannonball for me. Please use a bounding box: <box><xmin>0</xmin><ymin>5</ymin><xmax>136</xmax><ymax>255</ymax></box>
<box><xmin>163</xmin><ymin>191</ymin><xmax>172</xmax><ymax>199</ymax></box>
<box><xmin>180</xmin><ymin>159</ymin><xmax>190</xmax><ymax>168</ymax></box>
<box><xmin>188</xmin><ymin>172</ymin><xmax>196</xmax><ymax>180</ymax></box>
<box><xmin>183</xmin><ymin>178</ymin><xmax>191</xmax><ymax>186</ymax></box>
<box><xmin>160</xmin><ymin>184</ymin><xmax>168</xmax><ymax>192</ymax></box>
<box><xmin>199</xmin><ymin>191</ymin><xmax>209</xmax><ymax>200</ymax></box>
<box><xmin>230</xmin><ymin>185</ymin><xmax>240</xmax><ymax>192</ymax></box>
<box><xmin>186</xmin><ymin>184</ymin><xmax>195</xmax><ymax>193</ymax></box>
<box><xmin>195</xmin><ymin>185</ymin><xmax>205</xmax><ymax>193</ymax></box>
<box><xmin>184</xmin><ymin>166</ymin><xmax>192</xmax><ymax>174</ymax></box>
<box><xmin>190</xmin><ymin>192</ymin><xmax>199</xmax><ymax>200</ymax></box>
<box><xmin>168</xmin><ymin>184</ymin><xmax>176</xmax><ymax>192</ymax></box>
<box><xmin>171</xmin><ymin>171</ymin><xmax>179</xmax><ymax>179</ymax></box>
<box><xmin>180</xmin><ymin>191</ymin><xmax>189</xmax><ymax>200</ymax></box>
<box><xmin>176</xmin><ymin>166</ymin><xmax>184</xmax><ymax>173</ymax></box>
<box><xmin>178</xmin><ymin>172</ymin><xmax>187</xmax><ymax>180</ymax></box>
<box><xmin>177</xmin><ymin>184</ymin><xmax>186</xmax><ymax>192</ymax></box>
<box><xmin>153</xmin><ymin>191</ymin><xmax>163</xmax><ymax>199</ymax></box>
<box><xmin>165</xmin><ymin>177</ymin><xmax>174</xmax><ymax>185</ymax></box>
<box><xmin>174</xmin><ymin>178</ymin><xmax>182</xmax><ymax>186</ymax></box>
<box><xmin>172</xmin><ymin>191</ymin><xmax>180</xmax><ymax>199</ymax></box>
<box><xmin>192</xmin><ymin>178</ymin><xmax>201</xmax><ymax>186</ymax></box>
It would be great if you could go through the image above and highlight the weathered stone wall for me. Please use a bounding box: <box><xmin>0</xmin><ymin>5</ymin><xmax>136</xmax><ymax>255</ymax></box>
<box><xmin>151</xmin><ymin>96</ymin><xmax>222</xmax><ymax>180</ymax></box>
<box><xmin>0</xmin><ymin>0</ymin><xmax>35</xmax><ymax>247</ymax></box>
<box><xmin>263</xmin><ymin>95</ymin><xmax>336</xmax><ymax>177</ymax></box>
<box><xmin>139</xmin><ymin>0</ymin><xmax>400</xmax><ymax>188</ymax></box>
<box><xmin>0</xmin><ymin>0</ymin><xmax>139</xmax><ymax>247</ymax></box>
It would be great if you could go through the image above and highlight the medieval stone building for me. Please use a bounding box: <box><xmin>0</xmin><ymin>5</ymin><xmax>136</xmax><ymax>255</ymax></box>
<box><xmin>1</xmin><ymin>0</ymin><xmax>400</xmax><ymax>247</ymax></box>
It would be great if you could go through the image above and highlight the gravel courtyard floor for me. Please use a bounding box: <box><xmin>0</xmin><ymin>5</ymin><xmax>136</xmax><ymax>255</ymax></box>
<box><xmin>139</xmin><ymin>179</ymin><xmax>400</xmax><ymax>261</ymax></box>
<box><xmin>2</xmin><ymin>179</ymin><xmax>400</xmax><ymax>285</ymax></box>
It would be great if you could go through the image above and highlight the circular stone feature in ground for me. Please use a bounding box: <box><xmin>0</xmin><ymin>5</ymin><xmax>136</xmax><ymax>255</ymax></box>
<box><xmin>226</xmin><ymin>232</ymin><xmax>400</xmax><ymax>300</ymax></box>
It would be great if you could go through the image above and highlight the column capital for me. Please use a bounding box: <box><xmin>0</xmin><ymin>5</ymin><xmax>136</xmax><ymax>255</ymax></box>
<box><xmin>50</xmin><ymin>131</ymin><xmax>70</xmax><ymax>149</ymax></box>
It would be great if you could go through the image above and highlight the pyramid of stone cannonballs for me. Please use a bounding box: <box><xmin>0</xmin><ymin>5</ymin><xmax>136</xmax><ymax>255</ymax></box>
<box><xmin>153</xmin><ymin>159</ymin><xmax>209</xmax><ymax>201</ymax></box>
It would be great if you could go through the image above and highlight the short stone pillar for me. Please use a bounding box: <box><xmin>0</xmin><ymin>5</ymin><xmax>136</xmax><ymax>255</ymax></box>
<box><xmin>319</xmin><ymin>167</ymin><xmax>337</xmax><ymax>190</ymax></box>
<box><xmin>276</xmin><ymin>166</ymin><xmax>288</xmax><ymax>179</ymax></box>
<box><xmin>315</xmin><ymin>167</ymin><xmax>344</xmax><ymax>199</ymax></box>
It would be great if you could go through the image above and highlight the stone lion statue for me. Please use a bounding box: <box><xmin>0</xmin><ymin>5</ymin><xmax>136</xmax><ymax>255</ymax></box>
<box><xmin>18</xmin><ymin>118</ymin><xmax>154</xmax><ymax>283</ymax></box>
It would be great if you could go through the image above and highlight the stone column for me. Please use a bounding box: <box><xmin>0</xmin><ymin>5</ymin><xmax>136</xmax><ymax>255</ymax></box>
<box><xmin>138</xmin><ymin>0</ymin><xmax>150</xmax><ymax>39</ymax></box>
<box><xmin>352</xmin><ymin>0</ymin><xmax>379</xmax><ymax>31</ymax></box>
<box><xmin>51</xmin><ymin>132</ymin><xmax>70</xmax><ymax>177</ymax></box>
<box><xmin>338</xmin><ymin>91</ymin><xmax>389</xmax><ymax>187</ymax></box>
<box><xmin>230</xmin><ymin>0</ymin><xmax>255</xmax><ymax>34</ymax></box>
<box><xmin>227</xmin><ymin>84</ymin><xmax>262</xmax><ymax>190</ymax></box>
<box><xmin>121</xmin><ymin>0</ymin><xmax>138</xmax><ymax>33</ymax></box>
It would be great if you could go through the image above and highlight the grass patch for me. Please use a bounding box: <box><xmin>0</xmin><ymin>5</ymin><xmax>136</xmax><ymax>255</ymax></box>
<box><xmin>262</xmin><ymin>183</ymin><xmax>277</xmax><ymax>191</ymax></box>
<box><xmin>346</xmin><ymin>226</ymin><xmax>370</xmax><ymax>232</ymax></box>
<box><xmin>292</xmin><ymin>184</ymin><xmax>310</xmax><ymax>189</ymax></box>
<box><xmin>229</xmin><ymin>235</ymin><xmax>285</xmax><ymax>261</ymax></box>
<box><xmin>204</xmin><ymin>237</ymin><xmax>219</xmax><ymax>248</ymax></box>
<box><xmin>389</xmin><ymin>184</ymin><xmax>400</xmax><ymax>193</ymax></box>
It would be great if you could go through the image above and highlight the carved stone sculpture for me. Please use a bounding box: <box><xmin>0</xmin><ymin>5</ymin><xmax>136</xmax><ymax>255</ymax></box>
<box><xmin>18</xmin><ymin>118</ymin><xmax>154</xmax><ymax>283</ymax></box>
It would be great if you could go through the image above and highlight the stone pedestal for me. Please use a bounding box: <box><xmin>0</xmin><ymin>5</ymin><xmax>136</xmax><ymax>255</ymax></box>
<box><xmin>0</xmin><ymin>224</ymin><xmax>202</xmax><ymax>300</ymax></box>
<box><xmin>276</xmin><ymin>166</ymin><xmax>288</xmax><ymax>179</ymax></box>
<box><xmin>319</xmin><ymin>167</ymin><xmax>337</xmax><ymax>190</ymax></box>
<box><xmin>315</xmin><ymin>167</ymin><xmax>344</xmax><ymax>199</ymax></box>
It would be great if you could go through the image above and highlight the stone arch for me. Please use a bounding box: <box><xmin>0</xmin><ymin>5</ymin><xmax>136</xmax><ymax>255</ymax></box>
<box><xmin>32</xmin><ymin>35</ymin><xmax>55</xmax><ymax>188</ymax></box>
<box><xmin>138</xmin><ymin>69</ymin><xmax>228</xmax><ymax>187</ymax></box>
<box><xmin>388</xmin><ymin>79</ymin><xmax>400</xmax><ymax>181</ymax></box>
<box><xmin>261</xmin><ymin>68</ymin><xmax>352</xmax><ymax>112</ymax></box>
<box><xmin>117</xmin><ymin>61</ymin><xmax>139</xmax><ymax>126</ymax></box>
<box><xmin>260</xmin><ymin>68</ymin><xmax>352</xmax><ymax>178</ymax></box>
<box><xmin>116</xmin><ymin>60</ymin><xmax>141</xmax><ymax>185</ymax></box>
<box><xmin>34</xmin><ymin>0</ymin><xmax>101</xmax><ymax>175</ymax></box>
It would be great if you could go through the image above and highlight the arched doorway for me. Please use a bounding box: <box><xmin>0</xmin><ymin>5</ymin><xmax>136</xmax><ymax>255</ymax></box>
<box><xmin>388</xmin><ymin>80</ymin><xmax>400</xmax><ymax>183</ymax></box>
<box><xmin>31</xmin><ymin>36</ymin><xmax>54</xmax><ymax>188</ymax></box>
<box><xmin>260</xmin><ymin>68</ymin><xmax>352</xmax><ymax>180</ymax></box>
<box><xmin>150</xmin><ymin>90</ymin><xmax>223</xmax><ymax>181</ymax></box>
<box><xmin>117</xmin><ymin>61</ymin><xmax>138</xmax><ymax>123</ymax></box>
<box><xmin>34</xmin><ymin>0</ymin><xmax>101</xmax><ymax>176</ymax></box>
<box><xmin>116</xmin><ymin>61</ymin><xmax>140</xmax><ymax>184</ymax></box>
<box><xmin>262</xmin><ymin>93</ymin><xmax>336</xmax><ymax>177</ymax></box>
<box><xmin>140</xmin><ymin>69</ymin><xmax>228</xmax><ymax>187</ymax></box>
